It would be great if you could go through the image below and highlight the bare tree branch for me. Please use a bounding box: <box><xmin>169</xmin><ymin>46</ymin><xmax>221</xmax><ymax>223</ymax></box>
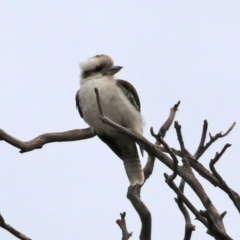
<box><xmin>194</xmin><ymin>122</ymin><xmax>236</xmax><ymax>159</ymax></box>
<box><xmin>0</xmin><ymin>213</ymin><xmax>31</xmax><ymax>240</ymax></box>
<box><xmin>116</xmin><ymin>212</ymin><xmax>133</xmax><ymax>240</ymax></box>
<box><xmin>209</xmin><ymin>144</ymin><xmax>240</xmax><ymax>213</ymax></box>
<box><xmin>158</xmin><ymin>100</ymin><xmax>180</xmax><ymax>138</ymax></box>
<box><xmin>94</xmin><ymin>88</ymin><xmax>234</xmax><ymax>239</ymax></box>
<box><xmin>127</xmin><ymin>185</ymin><xmax>151</xmax><ymax>240</ymax></box>
<box><xmin>151</xmin><ymin>127</ymin><xmax>178</xmax><ymax>181</ymax></box>
<box><xmin>0</xmin><ymin>128</ymin><xmax>94</xmax><ymax>153</ymax></box>
<box><xmin>194</xmin><ymin>120</ymin><xmax>208</xmax><ymax>157</ymax></box>
<box><xmin>180</xmin><ymin>158</ymin><xmax>233</xmax><ymax>240</ymax></box>
<box><xmin>0</xmin><ymin>86</ymin><xmax>237</xmax><ymax>239</ymax></box>
<box><xmin>175</xmin><ymin>180</ymin><xmax>195</xmax><ymax>240</ymax></box>
<box><xmin>145</xmin><ymin>101</ymin><xmax>180</xmax><ymax>180</ymax></box>
<box><xmin>164</xmin><ymin>174</ymin><xmax>208</xmax><ymax>228</ymax></box>
<box><xmin>210</xmin><ymin>144</ymin><xmax>231</xmax><ymax>180</ymax></box>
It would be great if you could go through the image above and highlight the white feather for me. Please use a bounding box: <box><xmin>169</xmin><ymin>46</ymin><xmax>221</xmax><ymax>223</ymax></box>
<box><xmin>78</xmin><ymin>75</ymin><xmax>143</xmax><ymax>136</ymax></box>
<box><xmin>79</xmin><ymin>57</ymin><xmax>100</xmax><ymax>71</ymax></box>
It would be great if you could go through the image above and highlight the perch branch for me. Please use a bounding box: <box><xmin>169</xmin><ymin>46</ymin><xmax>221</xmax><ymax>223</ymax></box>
<box><xmin>116</xmin><ymin>212</ymin><xmax>132</xmax><ymax>240</ymax></box>
<box><xmin>0</xmin><ymin>128</ymin><xmax>94</xmax><ymax>153</ymax></box>
<box><xmin>127</xmin><ymin>185</ymin><xmax>151</xmax><ymax>240</ymax></box>
<box><xmin>0</xmin><ymin>213</ymin><xmax>31</xmax><ymax>240</ymax></box>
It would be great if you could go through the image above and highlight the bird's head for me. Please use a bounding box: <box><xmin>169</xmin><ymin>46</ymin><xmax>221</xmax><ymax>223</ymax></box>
<box><xmin>80</xmin><ymin>54</ymin><xmax>122</xmax><ymax>83</ymax></box>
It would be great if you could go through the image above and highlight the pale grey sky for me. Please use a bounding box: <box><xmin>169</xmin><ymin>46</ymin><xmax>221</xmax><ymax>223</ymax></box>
<box><xmin>0</xmin><ymin>1</ymin><xmax>240</xmax><ymax>239</ymax></box>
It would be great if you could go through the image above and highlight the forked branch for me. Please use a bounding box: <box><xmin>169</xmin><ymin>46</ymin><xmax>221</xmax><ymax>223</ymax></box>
<box><xmin>116</xmin><ymin>212</ymin><xmax>133</xmax><ymax>240</ymax></box>
<box><xmin>0</xmin><ymin>128</ymin><xmax>94</xmax><ymax>153</ymax></box>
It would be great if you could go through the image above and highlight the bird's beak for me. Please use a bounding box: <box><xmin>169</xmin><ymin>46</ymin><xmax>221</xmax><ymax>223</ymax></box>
<box><xmin>101</xmin><ymin>65</ymin><xmax>123</xmax><ymax>75</ymax></box>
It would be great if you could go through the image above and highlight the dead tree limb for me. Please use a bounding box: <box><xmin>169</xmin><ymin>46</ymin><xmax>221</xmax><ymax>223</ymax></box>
<box><xmin>0</xmin><ymin>128</ymin><xmax>94</xmax><ymax>153</ymax></box>
<box><xmin>91</xmin><ymin>94</ymin><xmax>234</xmax><ymax>239</ymax></box>
<box><xmin>194</xmin><ymin>121</ymin><xmax>236</xmax><ymax>159</ymax></box>
<box><xmin>0</xmin><ymin>87</ymin><xmax>238</xmax><ymax>239</ymax></box>
<box><xmin>175</xmin><ymin>180</ymin><xmax>195</xmax><ymax>240</ymax></box>
<box><xmin>209</xmin><ymin>144</ymin><xmax>240</xmax><ymax>213</ymax></box>
<box><xmin>116</xmin><ymin>212</ymin><xmax>133</xmax><ymax>240</ymax></box>
<box><xmin>0</xmin><ymin>213</ymin><xmax>31</xmax><ymax>240</ymax></box>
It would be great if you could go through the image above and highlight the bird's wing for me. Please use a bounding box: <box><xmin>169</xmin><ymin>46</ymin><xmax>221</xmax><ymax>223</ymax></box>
<box><xmin>116</xmin><ymin>79</ymin><xmax>144</xmax><ymax>157</ymax></box>
<box><xmin>75</xmin><ymin>90</ymin><xmax>84</xmax><ymax>118</ymax></box>
<box><xmin>116</xmin><ymin>79</ymin><xmax>141</xmax><ymax>112</ymax></box>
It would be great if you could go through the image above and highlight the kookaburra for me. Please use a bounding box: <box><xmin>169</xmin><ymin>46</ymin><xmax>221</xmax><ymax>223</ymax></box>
<box><xmin>75</xmin><ymin>54</ymin><xmax>144</xmax><ymax>185</ymax></box>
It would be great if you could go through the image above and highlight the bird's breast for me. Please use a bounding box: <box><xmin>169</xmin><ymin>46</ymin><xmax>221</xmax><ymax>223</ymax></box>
<box><xmin>79</xmin><ymin>77</ymin><xmax>142</xmax><ymax>135</ymax></box>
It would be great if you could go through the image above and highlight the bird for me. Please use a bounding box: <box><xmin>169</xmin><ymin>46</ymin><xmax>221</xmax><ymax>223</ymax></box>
<box><xmin>75</xmin><ymin>54</ymin><xmax>144</xmax><ymax>185</ymax></box>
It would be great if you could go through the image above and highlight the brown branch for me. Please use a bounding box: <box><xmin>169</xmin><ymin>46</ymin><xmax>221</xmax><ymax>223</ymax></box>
<box><xmin>0</xmin><ymin>213</ymin><xmax>31</xmax><ymax>240</ymax></box>
<box><xmin>194</xmin><ymin>120</ymin><xmax>208</xmax><ymax>157</ymax></box>
<box><xmin>158</xmin><ymin>145</ymin><xmax>184</xmax><ymax>157</ymax></box>
<box><xmin>151</xmin><ymin>127</ymin><xmax>178</xmax><ymax>181</ymax></box>
<box><xmin>0</xmin><ymin>128</ymin><xmax>94</xmax><ymax>153</ymax></box>
<box><xmin>164</xmin><ymin>174</ymin><xmax>208</xmax><ymax>228</ymax></box>
<box><xmin>209</xmin><ymin>144</ymin><xmax>240</xmax><ymax>213</ymax></box>
<box><xmin>158</xmin><ymin>101</ymin><xmax>180</xmax><ymax>138</ymax></box>
<box><xmin>174</xmin><ymin>121</ymin><xmax>194</xmax><ymax>158</ymax></box>
<box><xmin>195</xmin><ymin>122</ymin><xmax>236</xmax><ymax>159</ymax></box>
<box><xmin>93</xmin><ymin>92</ymin><xmax>240</xmax><ymax>229</ymax></box>
<box><xmin>116</xmin><ymin>212</ymin><xmax>132</xmax><ymax>240</ymax></box>
<box><xmin>127</xmin><ymin>185</ymin><xmax>151</xmax><ymax>240</ymax></box>
<box><xmin>210</xmin><ymin>144</ymin><xmax>231</xmax><ymax>167</ymax></box>
<box><xmin>173</xmin><ymin>121</ymin><xmax>240</xmax><ymax>214</ymax></box>
<box><xmin>176</xmin><ymin>179</ymin><xmax>195</xmax><ymax>240</ymax></box>
<box><xmin>145</xmin><ymin>101</ymin><xmax>180</xmax><ymax>180</ymax></box>
<box><xmin>94</xmin><ymin>88</ymin><xmax>233</xmax><ymax>238</ymax></box>
<box><xmin>173</xmin><ymin>120</ymin><xmax>197</xmax><ymax>238</ymax></box>
<box><xmin>179</xmin><ymin>159</ymin><xmax>233</xmax><ymax>239</ymax></box>
<box><xmin>143</xmin><ymin>154</ymin><xmax>155</xmax><ymax>181</ymax></box>
<box><xmin>199</xmin><ymin>211</ymin><xmax>233</xmax><ymax>240</ymax></box>
<box><xmin>94</xmin><ymin>88</ymin><xmax>104</xmax><ymax>116</ymax></box>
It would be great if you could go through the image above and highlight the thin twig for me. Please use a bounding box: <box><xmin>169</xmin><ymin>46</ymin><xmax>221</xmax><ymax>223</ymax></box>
<box><xmin>195</xmin><ymin>122</ymin><xmax>236</xmax><ymax>159</ymax></box>
<box><xmin>94</xmin><ymin>88</ymin><xmax>104</xmax><ymax>116</ymax></box>
<box><xmin>209</xmin><ymin>144</ymin><xmax>240</xmax><ymax>213</ymax></box>
<box><xmin>174</xmin><ymin>121</ymin><xmax>193</xmax><ymax>158</ymax></box>
<box><xmin>145</xmin><ymin>101</ymin><xmax>180</xmax><ymax>180</ymax></box>
<box><xmin>116</xmin><ymin>212</ymin><xmax>133</xmax><ymax>240</ymax></box>
<box><xmin>151</xmin><ymin>127</ymin><xmax>178</xmax><ymax>181</ymax></box>
<box><xmin>158</xmin><ymin>101</ymin><xmax>180</xmax><ymax>138</ymax></box>
<box><xmin>194</xmin><ymin>120</ymin><xmax>208</xmax><ymax>157</ymax></box>
<box><xmin>175</xmin><ymin>180</ymin><xmax>195</xmax><ymax>240</ymax></box>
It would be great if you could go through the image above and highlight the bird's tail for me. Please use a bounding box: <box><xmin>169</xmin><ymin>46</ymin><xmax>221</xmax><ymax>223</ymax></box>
<box><xmin>97</xmin><ymin>134</ymin><xmax>144</xmax><ymax>185</ymax></box>
<box><xmin>123</xmin><ymin>157</ymin><xmax>144</xmax><ymax>185</ymax></box>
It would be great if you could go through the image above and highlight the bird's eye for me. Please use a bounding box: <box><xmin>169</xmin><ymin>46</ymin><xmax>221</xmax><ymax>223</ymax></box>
<box><xmin>95</xmin><ymin>66</ymin><xmax>102</xmax><ymax>72</ymax></box>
